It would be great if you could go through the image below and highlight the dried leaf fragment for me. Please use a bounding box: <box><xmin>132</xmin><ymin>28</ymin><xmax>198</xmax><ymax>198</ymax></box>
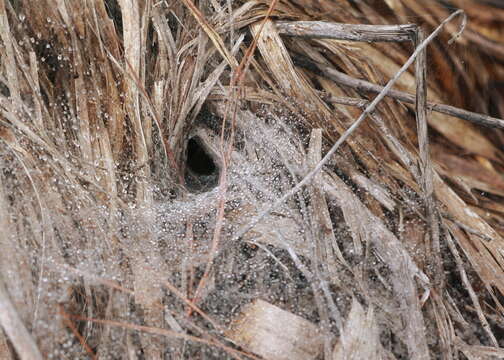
<box><xmin>226</xmin><ymin>299</ymin><xmax>324</xmax><ymax>360</ymax></box>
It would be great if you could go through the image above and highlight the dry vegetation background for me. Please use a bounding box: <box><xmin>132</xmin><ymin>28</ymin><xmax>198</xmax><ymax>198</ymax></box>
<box><xmin>0</xmin><ymin>0</ymin><xmax>504</xmax><ymax>359</ymax></box>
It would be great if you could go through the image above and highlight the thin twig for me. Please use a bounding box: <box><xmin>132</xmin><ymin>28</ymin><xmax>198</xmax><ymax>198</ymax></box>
<box><xmin>234</xmin><ymin>10</ymin><xmax>466</xmax><ymax>241</ymax></box>
<box><xmin>163</xmin><ymin>280</ymin><xmax>223</xmax><ymax>332</ymax></box>
<box><xmin>301</xmin><ymin>60</ymin><xmax>504</xmax><ymax>129</ymax></box>
<box><xmin>59</xmin><ymin>306</ymin><xmax>97</xmax><ymax>360</ymax></box>
<box><xmin>67</xmin><ymin>314</ymin><xmax>262</xmax><ymax>360</ymax></box>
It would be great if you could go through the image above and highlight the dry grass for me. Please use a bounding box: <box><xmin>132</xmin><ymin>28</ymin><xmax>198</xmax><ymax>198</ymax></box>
<box><xmin>0</xmin><ymin>0</ymin><xmax>503</xmax><ymax>359</ymax></box>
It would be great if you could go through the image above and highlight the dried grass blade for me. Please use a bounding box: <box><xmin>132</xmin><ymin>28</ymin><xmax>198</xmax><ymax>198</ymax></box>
<box><xmin>249</xmin><ymin>19</ymin><xmax>333</xmax><ymax>127</ymax></box>
<box><xmin>117</xmin><ymin>1</ymin><xmax>165</xmax><ymax>357</ymax></box>
<box><xmin>307</xmin><ymin>129</ymin><xmax>349</xmax><ymax>268</ymax></box>
<box><xmin>27</xmin><ymin>52</ymin><xmax>43</xmax><ymax>130</ymax></box>
<box><xmin>118</xmin><ymin>0</ymin><xmax>150</xmax><ymax>197</ymax></box>
<box><xmin>73</xmin><ymin>45</ymin><xmax>93</xmax><ymax>165</ymax></box>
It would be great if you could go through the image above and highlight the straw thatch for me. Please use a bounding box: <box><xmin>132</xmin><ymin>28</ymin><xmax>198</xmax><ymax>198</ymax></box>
<box><xmin>0</xmin><ymin>0</ymin><xmax>503</xmax><ymax>359</ymax></box>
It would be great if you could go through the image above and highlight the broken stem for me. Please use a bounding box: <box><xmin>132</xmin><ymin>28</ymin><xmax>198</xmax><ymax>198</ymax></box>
<box><xmin>276</xmin><ymin>21</ymin><xmax>417</xmax><ymax>42</ymax></box>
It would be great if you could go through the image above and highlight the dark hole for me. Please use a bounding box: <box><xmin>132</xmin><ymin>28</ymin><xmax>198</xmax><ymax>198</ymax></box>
<box><xmin>184</xmin><ymin>136</ymin><xmax>219</xmax><ymax>192</ymax></box>
<box><xmin>186</xmin><ymin>138</ymin><xmax>216</xmax><ymax>175</ymax></box>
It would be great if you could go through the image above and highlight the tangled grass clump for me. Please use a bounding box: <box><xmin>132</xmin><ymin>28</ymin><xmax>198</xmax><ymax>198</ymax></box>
<box><xmin>0</xmin><ymin>0</ymin><xmax>504</xmax><ymax>359</ymax></box>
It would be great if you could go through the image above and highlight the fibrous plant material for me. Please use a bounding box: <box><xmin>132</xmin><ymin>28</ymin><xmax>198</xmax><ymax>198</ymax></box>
<box><xmin>0</xmin><ymin>0</ymin><xmax>503</xmax><ymax>359</ymax></box>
